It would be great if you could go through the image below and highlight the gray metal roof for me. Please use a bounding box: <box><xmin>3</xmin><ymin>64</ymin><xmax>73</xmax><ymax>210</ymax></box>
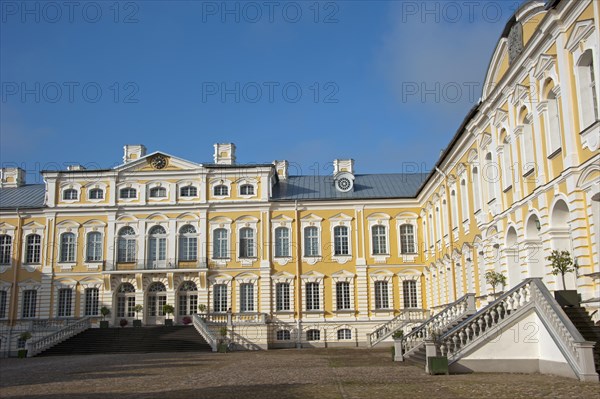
<box><xmin>0</xmin><ymin>185</ymin><xmax>46</xmax><ymax>209</ymax></box>
<box><xmin>272</xmin><ymin>174</ymin><xmax>428</xmax><ymax>201</ymax></box>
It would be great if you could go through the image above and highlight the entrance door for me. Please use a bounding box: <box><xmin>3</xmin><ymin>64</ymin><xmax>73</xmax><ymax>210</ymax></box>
<box><xmin>146</xmin><ymin>282</ymin><xmax>167</xmax><ymax>325</ymax></box>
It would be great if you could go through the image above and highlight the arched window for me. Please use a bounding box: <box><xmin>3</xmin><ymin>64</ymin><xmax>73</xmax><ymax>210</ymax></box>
<box><xmin>117</xmin><ymin>227</ymin><xmax>136</xmax><ymax>263</ymax></box>
<box><xmin>63</xmin><ymin>189</ymin><xmax>78</xmax><ymax>200</ymax></box>
<box><xmin>546</xmin><ymin>88</ymin><xmax>562</xmax><ymax>156</ymax></box>
<box><xmin>576</xmin><ymin>50</ymin><xmax>598</xmax><ymax>128</ymax></box>
<box><xmin>501</xmin><ymin>133</ymin><xmax>513</xmax><ymax>189</ymax></box>
<box><xmin>213</xmin><ymin>185</ymin><xmax>228</xmax><ymax>196</ymax></box>
<box><xmin>178</xmin><ymin>281</ymin><xmax>198</xmax><ymax>316</ymax></box>
<box><xmin>435</xmin><ymin>206</ymin><xmax>442</xmax><ymax>242</ymax></box>
<box><xmin>147</xmin><ymin>282</ymin><xmax>167</xmax><ymax>317</ymax></box>
<box><xmin>116</xmin><ymin>283</ymin><xmax>135</xmax><ymax>318</ymax></box>
<box><xmin>518</xmin><ymin>109</ymin><xmax>535</xmax><ymax>175</ymax></box>
<box><xmin>450</xmin><ymin>189</ymin><xmax>459</xmax><ymax>228</ymax></box>
<box><xmin>180</xmin><ymin>185</ymin><xmax>198</xmax><ymax>197</ymax></box>
<box><xmin>239</xmin><ymin>283</ymin><xmax>254</xmax><ymax>312</ymax></box>
<box><xmin>428</xmin><ymin>214</ymin><xmax>434</xmax><ymax>247</ymax></box>
<box><xmin>89</xmin><ymin>188</ymin><xmax>104</xmax><ymax>200</ymax></box>
<box><xmin>148</xmin><ymin>226</ymin><xmax>167</xmax><ymax>268</ymax></box>
<box><xmin>26</xmin><ymin>234</ymin><xmax>41</xmax><ymax>264</ymax></box>
<box><xmin>213</xmin><ymin>284</ymin><xmax>227</xmax><ymax>312</ymax></box>
<box><xmin>333</xmin><ymin>226</ymin><xmax>349</xmax><ymax>256</ymax></box>
<box><xmin>0</xmin><ymin>235</ymin><xmax>12</xmax><ymax>265</ymax></box>
<box><xmin>213</xmin><ymin>228</ymin><xmax>228</xmax><ymax>259</ymax></box>
<box><xmin>275</xmin><ymin>282</ymin><xmax>290</xmax><ymax>311</ymax></box>
<box><xmin>57</xmin><ymin>288</ymin><xmax>73</xmax><ymax>317</ymax></box>
<box><xmin>179</xmin><ymin>225</ymin><xmax>197</xmax><ymax>261</ymax></box>
<box><xmin>485</xmin><ymin>152</ymin><xmax>497</xmax><ymax>202</ymax></box>
<box><xmin>460</xmin><ymin>179</ymin><xmax>470</xmax><ymax>222</ymax></box>
<box><xmin>371</xmin><ymin>225</ymin><xmax>387</xmax><ymax>255</ymax></box>
<box><xmin>304</xmin><ymin>226</ymin><xmax>319</xmax><ymax>257</ymax></box>
<box><xmin>399</xmin><ymin>224</ymin><xmax>416</xmax><ymax>254</ymax></box>
<box><xmin>374</xmin><ymin>281</ymin><xmax>389</xmax><ymax>309</ymax></box>
<box><xmin>240</xmin><ymin>184</ymin><xmax>254</xmax><ymax>195</ymax></box>
<box><xmin>86</xmin><ymin>232</ymin><xmax>103</xmax><ymax>262</ymax></box>
<box><xmin>60</xmin><ymin>233</ymin><xmax>76</xmax><ymax>263</ymax></box>
<box><xmin>337</xmin><ymin>328</ymin><xmax>351</xmax><ymax>340</ymax></box>
<box><xmin>306</xmin><ymin>329</ymin><xmax>320</xmax><ymax>341</ymax></box>
<box><xmin>239</xmin><ymin>227</ymin><xmax>255</xmax><ymax>258</ymax></box>
<box><xmin>274</xmin><ymin>227</ymin><xmax>290</xmax><ymax>257</ymax></box>
<box><xmin>119</xmin><ymin>187</ymin><xmax>137</xmax><ymax>199</ymax></box>
<box><xmin>472</xmin><ymin>167</ymin><xmax>482</xmax><ymax>212</ymax></box>
<box><xmin>276</xmin><ymin>329</ymin><xmax>291</xmax><ymax>340</ymax></box>
<box><xmin>22</xmin><ymin>289</ymin><xmax>37</xmax><ymax>318</ymax></box>
<box><xmin>149</xmin><ymin>187</ymin><xmax>167</xmax><ymax>198</ymax></box>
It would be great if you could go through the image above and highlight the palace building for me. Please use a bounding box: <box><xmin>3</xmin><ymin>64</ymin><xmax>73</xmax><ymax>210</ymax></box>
<box><xmin>0</xmin><ymin>0</ymin><xmax>599</xmax><ymax>379</ymax></box>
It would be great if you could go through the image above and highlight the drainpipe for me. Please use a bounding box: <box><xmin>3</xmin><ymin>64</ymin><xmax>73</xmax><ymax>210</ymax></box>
<box><xmin>294</xmin><ymin>200</ymin><xmax>302</xmax><ymax>348</ymax></box>
<box><xmin>11</xmin><ymin>208</ymin><xmax>22</xmax><ymax>325</ymax></box>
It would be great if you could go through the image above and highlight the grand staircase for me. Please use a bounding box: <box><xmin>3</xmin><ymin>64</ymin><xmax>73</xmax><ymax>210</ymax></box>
<box><xmin>562</xmin><ymin>306</ymin><xmax>600</xmax><ymax>374</ymax></box>
<box><xmin>37</xmin><ymin>326</ymin><xmax>212</xmax><ymax>356</ymax></box>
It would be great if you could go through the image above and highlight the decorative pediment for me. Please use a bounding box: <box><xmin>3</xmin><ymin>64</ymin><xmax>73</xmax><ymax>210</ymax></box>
<box><xmin>330</xmin><ymin>213</ymin><xmax>353</xmax><ymax>222</ymax></box>
<box><xmin>479</xmin><ymin>132</ymin><xmax>492</xmax><ymax>149</ymax></box>
<box><xmin>565</xmin><ymin>19</ymin><xmax>595</xmax><ymax>52</ymax></box>
<box><xmin>331</xmin><ymin>269</ymin><xmax>355</xmax><ymax>279</ymax></box>
<box><xmin>23</xmin><ymin>221</ymin><xmax>45</xmax><ymax>230</ymax></box>
<box><xmin>533</xmin><ymin>54</ymin><xmax>557</xmax><ymax>80</ymax></box>
<box><xmin>300</xmin><ymin>270</ymin><xmax>324</xmax><ymax>282</ymax></box>
<box><xmin>510</xmin><ymin>84</ymin><xmax>530</xmax><ymax>106</ymax></box>
<box><xmin>366</xmin><ymin>212</ymin><xmax>391</xmax><ymax>221</ymax></box>
<box><xmin>209</xmin><ymin>216</ymin><xmax>233</xmax><ymax>224</ymax></box>
<box><xmin>235</xmin><ymin>272</ymin><xmax>259</xmax><ymax>283</ymax></box>
<box><xmin>82</xmin><ymin>219</ymin><xmax>107</xmax><ymax>227</ymax></box>
<box><xmin>235</xmin><ymin>215</ymin><xmax>259</xmax><ymax>223</ymax></box>
<box><xmin>115</xmin><ymin>151</ymin><xmax>202</xmax><ymax>174</ymax></box>
<box><xmin>272</xmin><ymin>271</ymin><xmax>295</xmax><ymax>281</ymax></box>
<box><xmin>493</xmin><ymin>108</ymin><xmax>509</xmax><ymax>128</ymax></box>
<box><xmin>272</xmin><ymin>215</ymin><xmax>293</xmax><ymax>222</ymax></box>
<box><xmin>301</xmin><ymin>213</ymin><xmax>323</xmax><ymax>222</ymax></box>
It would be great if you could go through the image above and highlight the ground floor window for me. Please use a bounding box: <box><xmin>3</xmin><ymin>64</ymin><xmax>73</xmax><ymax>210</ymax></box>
<box><xmin>336</xmin><ymin>282</ymin><xmax>351</xmax><ymax>310</ymax></box>
<box><xmin>337</xmin><ymin>328</ymin><xmax>352</xmax><ymax>340</ymax></box>
<box><xmin>57</xmin><ymin>288</ymin><xmax>73</xmax><ymax>317</ymax></box>
<box><xmin>275</xmin><ymin>283</ymin><xmax>290</xmax><ymax>311</ymax></box>
<box><xmin>0</xmin><ymin>291</ymin><xmax>7</xmax><ymax>318</ymax></box>
<box><xmin>22</xmin><ymin>290</ymin><xmax>37</xmax><ymax>318</ymax></box>
<box><xmin>116</xmin><ymin>283</ymin><xmax>135</xmax><ymax>318</ymax></box>
<box><xmin>305</xmin><ymin>282</ymin><xmax>320</xmax><ymax>311</ymax></box>
<box><xmin>374</xmin><ymin>281</ymin><xmax>389</xmax><ymax>309</ymax></box>
<box><xmin>306</xmin><ymin>329</ymin><xmax>320</xmax><ymax>341</ymax></box>
<box><xmin>276</xmin><ymin>329</ymin><xmax>291</xmax><ymax>340</ymax></box>
<box><xmin>178</xmin><ymin>281</ymin><xmax>198</xmax><ymax>316</ymax></box>
<box><xmin>403</xmin><ymin>280</ymin><xmax>418</xmax><ymax>308</ymax></box>
<box><xmin>239</xmin><ymin>283</ymin><xmax>254</xmax><ymax>312</ymax></box>
<box><xmin>213</xmin><ymin>284</ymin><xmax>227</xmax><ymax>313</ymax></box>
<box><xmin>147</xmin><ymin>282</ymin><xmax>167</xmax><ymax>317</ymax></box>
<box><xmin>84</xmin><ymin>288</ymin><xmax>99</xmax><ymax>316</ymax></box>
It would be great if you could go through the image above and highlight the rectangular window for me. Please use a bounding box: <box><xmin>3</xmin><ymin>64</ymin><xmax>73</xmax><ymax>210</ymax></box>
<box><xmin>213</xmin><ymin>229</ymin><xmax>228</xmax><ymax>259</ymax></box>
<box><xmin>400</xmin><ymin>224</ymin><xmax>416</xmax><ymax>254</ymax></box>
<box><xmin>372</xmin><ymin>225</ymin><xmax>387</xmax><ymax>255</ymax></box>
<box><xmin>22</xmin><ymin>290</ymin><xmax>37</xmax><ymax>318</ymax></box>
<box><xmin>84</xmin><ymin>288</ymin><xmax>99</xmax><ymax>316</ymax></box>
<box><xmin>26</xmin><ymin>235</ymin><xmax>41</xmax><ymax>264</ymax></box>
<box><xmin>118</xmin><ymin>296</ymin><xmax>135</xmax><ymax>318</ymax></box>
<box><xmin>305</xmin><ymin>282</ymin><xmax>320</xmax><ymax>311</ymax></box>
<box><xmin>57</xmin><ymin>288</ymin><xmax>73</xmax><ymax>317</ymax></box>
<box><xmin>240</xmin><ymin>283</ymin><xmax>254</xmax><ymax>312</ymax></box>
<box><xmin>60</xmin><ymin>233</ymin><xmax>76</xmax><ymax>263</ymax></box>
<box><xmin>304</xmin><ymin>227</ymin><xmax>319</xmax><ymax>257</ymax></box>
<box><xmin>86</xmin><ymin>232</ymin><xmax>103</xmax><ymax>262</ymax></box>
<box><xmin>239</xmin><ymin>228</ymin><xmax>255</xmax><ymax>258</ymax></box>
<box><xmin>334</xmin><ymin>226</ymin><xmax>349</xmax><ymax>256</ymax></box>
<box><xmin>0</xmin><ymin>291</ymin><xmax>7</xmax><ymax>318</ymax></box>
<box><xmin>403</xmin><ymin>280</ymin><xmax>418</xmax><ymax>308</ymax></box>
<box><xmin>179</xmin><ymin>236</ymin><xmax>198</xmax><ymax>261</ymax></box>
<box><xmin>0</xmin><ymin>235</ymin><xmax>12</xmax><ymax>264</ymax></box>
<box><xmin>336</xmin><ymin>282</ymin><xmax>351</xmax><ymax>310</ymax></box>
<box><xmin>274</xmin><ymin>228</ymin><xmax>290</xmax><ymax>257</ymax></box>
<box><xmin>213</xmin><ymin>284</ymin><xmax>227</xmax><ymax>312</ymax></box>
<box><xmin>275</xmin><ymin>283</ymin><xmax>290</xmax><ymax>311</ymax></box>
<box><xmin>374</xmin><ymin>281</ymin><xmax>389</xmax><ymax>309</ymax></box>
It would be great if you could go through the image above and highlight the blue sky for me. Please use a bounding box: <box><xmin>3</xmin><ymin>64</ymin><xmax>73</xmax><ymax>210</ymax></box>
<box><xmin>1</xmin><ymin>0</ymin><xmax>527</xmax><ymax>182</ymax></box>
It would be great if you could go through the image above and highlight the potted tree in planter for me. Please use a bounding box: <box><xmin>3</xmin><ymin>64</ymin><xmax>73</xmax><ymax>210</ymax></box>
<box><xmin>485</xmin><ymin>270</ymin><xmax>507</xmax><ymax>298</ymax></box>
<box><xmin>547</xmin><ymin>250</ymin><xmax>579</xmax><ymax>307</ymax></box>
<box><xmin>120</xmin><ymin>318</ymin><xmax>128</xmax><ymax>328</ymax></box>
<box><xmin>198</xmin><ymin>304</ymin><xmax>207</xmax><ymax>319</ymax></box>
<box><xmin>18</xmin><ymin>332</ymin><xmax>32</xmax><ymax>358</ymax></box>
<box><xmin>163</xmin><ymin>304</ymin><xmax>175</xmax><ymax>326</ymax></box>
<box><xmin>218</xmin><ymin>326</ymin><xmax>229</xmax><ymax>353</ymax></box>
<box><xmin>133</xmin><ymin>304</ymin><xmax>143</xmax><ymax>327</ymax></box>
<box><xmin>100</xmin><ymin>306</ymin><xmax>110</xmax><ymax>328</ymax></box>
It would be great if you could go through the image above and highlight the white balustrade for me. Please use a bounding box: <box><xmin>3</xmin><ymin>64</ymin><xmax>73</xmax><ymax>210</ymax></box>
<box><xmin>368</xmin><ymin>309</ymin><xmax>430</xmax><ymax>347</ymax></box>
<box><xmin>192</xmin><ymin>314</ymin><xmax>218</xmax><ymax>352</ymax></box>
<box><xmin>26</xmin><ymin>316</ymin><xmax>92</xmax><ymax>357</ymax></box>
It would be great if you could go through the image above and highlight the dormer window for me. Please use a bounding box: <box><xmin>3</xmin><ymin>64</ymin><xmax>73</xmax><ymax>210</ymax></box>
<box><xmin>63</xmin><ymin>189</ymin><xmax>78</xmax><ymax>200</ymax></box>
<box><xmin>180</xmin><ymin>185</ymin><xmax>197</xmax><ymax>197</ymax></box>
<box><xmin>89</xmin><ymin>188</ymin><xmax>104</xmax><ymax>200</ymax></box>
<box><xmin>214</xmin><ymin>185</ymin><xmax>228</xmax><ymax>196</ymax></box>
<box><xmin>120</xmin><ymin>188</ymin><xmax>137</xmax><ymax>199</ymax></box>
<box><xmin>240</xmin><ymin>184</ymin><xmax>254</xmax><ymax>196</ymax></box>
<box><xmin>149</xmin><ymin>187</ymin><xmax>167</xmax><ymax>198</ymax></box>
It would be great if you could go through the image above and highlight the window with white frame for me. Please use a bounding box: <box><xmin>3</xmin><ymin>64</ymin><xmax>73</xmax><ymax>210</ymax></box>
<box><xmin>306</xmin><ymin>329</ymin><xmax>320</xmax><ymax>341</ymax></box>
<box><xmin>304</xmin><ymin>226</ymin><xmax>319</xmax><ymax>257</ymax></box>
<box><xmin>484</xmin><ymin>152</ymin><xmax>497</xmax><ymax>201</ymax></box>
<box><xmin>180</xmin><ymin>185</ymin><xmax>198</xmax><ymax>197</ymax></box>
<box><xmin>147</xmin><ymin>282</ymin><xmax>167</xmax><ymax>316</ymax></box>
<box><xmin>0</xmin><ymin>291</ymin><xmax>7</xmax><ymax>318</ymax></box>
<box><xmin>336</xmin><ymin>281</ymin><xmax>351</xmax><ymax>310</ymax></box>
<box><xmin>149</xmin><ymin>187</ymin><xmax>167</xmax><ymax>198</ymax></box>
<box><xmin>277</xmin><ymin>329</ymin><xmax>291</xmax><ymax>340</ymax></box>
<box><xmin>86</xmin><ymin>232</ymin><xmax>103</xmax><ymax>262</ymax></box>
<box><xmin>399</xmin><ymin>224</ymin><xmax>416</xmax><ymax>254</ymax></box>
<box><xmin>147</xmin><ymin>226</ymin><xmax>167</xmax><ymax>267</ymax></box>
<box><xmin>116</xmin><ymin>283</ymin><xmax>136</xmax><ymax>318</ymax></box>
<box><xmin>240</xmin><ymin>184</ymin><xmax>254</xmax><ymax>196</ymax></box>
<box><xmin>60</xmin><ymin>233</ymin><xmax>76</xmax><ymax>263</ymax></box>
<box><xmin>89</xmin><ymin>188</ymin><xmax>104</xmax><ymax>200</ymax></box>
<box><xmin>450</xmin><ymin>189</ymin><xmax>459</xmax><ymax>228</ymax></box>
<box><xmin>374</xmin><ymin>281</ymin><xmax>389</xmax><ymax>309</ymax></box>
<box><xmin>305</xmin><ymin>282</ymin><xmax>320</xmax><ymax>311</ymax></box>
<box><xmin>213</xmin><ymin>228</ymin><xmax>228</xmax><ymax>259</ymax></box>
<box><xmin>239</xmin><ymin>283</ymin><xmax>254</xmax><ymax>312</ymax></box>
<box><xmin>472</xmin><ymin>167</ymin><xmax>482</xmax><ymax>211</ymax></box>
<box><xmin>117</xmin><ymin>227</ymin><xmax>136</xmax><ymax>262</ymax></box>
<box><xmin>178</xmin><ymin>281</ymin><xmax>198</xmax><ymax>316</ymax></box>
<box><xmin>213</xmin><ymin>284</ymin><xmax>228</xmax><ymax>312</ymax></box>
<box><xmin>274</xmin><ymin>227</ymin><xmax>290</xmax><ymax>257</ymax></box>
<box><xmin>337</xmin><ymin>328</ymin><xmax>351</xmax><ymax>340</ymax></box>
<box><xmin>460</xmin><ymin>179</ymin><xmax>470</xmax><ymax>222</ymax></box>
<box><xmin>546</xmin><ymin>90</ymin><xmax>562</xmax><ymax>156</ymax></box>
<box><xmin>178</xmin><ymin>225</ymin><xmax>198</xmax><ymax>261</ymax></box>
<box><xmin>403</xmin><ymin>280</ymin><xmax>418</xmax><ymax>308</ymax></box>
<box><xmin>275</xmin><ymin>282</ymin><xmax>290</xmax><ymax>311</ymax></box>
<box><xmin>577</xmin><ymin>50</ymin><xmax>598</xmax><ymax>127</ymax></box>
<box><xmin>428</xmin><ymin>214</ymin><xmax>434</xmax><ymax>247</ymax></box>
<box><xmin>57</xmin><ymin>288</ymin><xmax>73</xmax><ymax>317</ymax></box>
<box><xmin>333</xmin><ymin>226</ymin><xmax>349</xmax><ymax>256</ymax></box>
<box><xmin>25</xmin><ymin>234</ymin><xmax>41</xmax><ymax>264</ymax></box>
<box><xmin>213</xmin><ymin>185</ymin><xmax>228</xmax><ymax>196</ymax></box>
<box><xmin>501</xmin><ymin>136</ymin><xmax>513</xmax><ymax>189</ymax></box>
<box><xmin>239</xmin><ymin>227</ymin><xmax>255</xmax><ymax>258</ymax></box>
<box><xmin>0</xmin><ymin>235</ymin><xmax>11</xmax><ymax>264</ymax></box>
<box><xmin>63</xmin><ymin>189</ymin><xmax>78</xmax><ymax>200</ymax></box>
<box><xmin>371</xmin><ymin>225</ymin><xmax>387</xmax><ymax>255</ymax></box>
<box><xmin>119</xmin><ymin>187</ymin><xmax>137</xmax><ymax>199</ymax></box>
<box><xmin>84</xmin><ymin>288</ymin><xmax>99</xmax><ymax>316</ymax></box>
<box><xmin>22</xmin><ymin>289</ymin><xmax>37</xmax><ymax>318</ymax></box>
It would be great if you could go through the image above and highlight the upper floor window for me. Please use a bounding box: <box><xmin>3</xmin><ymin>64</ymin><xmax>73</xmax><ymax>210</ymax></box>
<box><xmin>374</xmin><ymin>281</ymin><xmax>389</xmax><ymax>309</ymax></box>
<box><xmin>240</xmin><ymin>184</ymin><xmax>254</xmax><ymax>196</ymax></box>
<box><xmin>274</xmin><ymin>227</ymin><xmax>290</xmax><ymax>257</ymax></box>
<box><xmin>86</xmin><ymin>232</ymin><xmax>103</xmax><ymax>262</ymax></box>
<box><xmin>179</xmin><ymin>225</ymin><xmax>198</xmax><ymax>261</ymax></box>
<box><xmin>63</xmin><ymin>189</ymin><xmax>78</xmax><ymax>200</ymax></box>
<box><xmin>60</xmin><ymin>233</ymin><xmax>76</xmax><ymax>263</ymax></box>
<box><xmin>333</xmin><ymin>226</ymin><xmax>349</xmax><ymax>256</ymax></box>
<box><xmin>214</xmin><ymin>185</ymin><xmax>228</xmax><ymax>196</ymax></box>
<box><xmin>371</xmin><ymin>225</ymin><xmax>387</xmax><ymax>255</ymax></box>
<box><xmin>89</xmin><ymin>188</ymin><xmax>104</xmax><ymax>200</ymax></box>
<box><xmin>450</xmin><ymin>189</ymin><xmax>459</xmax><ymax>227</ymax></box>
<box><xmin>399</xmin><ymin>224</ymin><xmax>416</xmax><ymax>254</ymax></box>
<box><xmin>117</xmin><ymin>226</ymin><xmax>136</xmax><ymax>262</ymax></box>
<box><xmin>239</xmin><ymin>227</ymin><xmax>255</xmax><ymax>258</ymax></box>
<box><xmin>25</xmin><ymin>234</ymin><xmax>41</xmax><ymax>264</ymax></box>
<box><xmin>0</xmin><ymin>235</ymin><xmax>12</xmax><ymax>265</ymax></box>
<box><xmin>305</xmin><ymin>282</ymin><xmax>320</xmax><ymax>311</ymax></box>
<box><xmin>120</xmin><ymin>188</ymin><xmax>137</xmax><ymax>199</ymax></box>
<box><xmin>239</xmin><ymin>283</ymin><xmax>254</xmax><ymax>312</ymax></box>
<box><xmin>149</xmin><ymin>187</ymin><xmax>167</xmax><ymax>198</ymax></box>
<box><xmin>213</xmin><ymin>284</ymin><xmax>227</xmax><ymax>312</ymax></box>
<box><xmin>304</xmin><ymin>227</ymin><xmax>319</xmax><ymax>257</ymax></box>
<box><xmin>336</xmin><ymin>281</ymin><xmax>351</xmax><ymax>310</ymax></box>
<box><xmin>460</xmin><ymin>179</ymin><xmax>470</xmax><ymax>222</ymax></box>
<box><xmin>57</xmin><ymin>288</ymin><xmax>73</xmax><ymax>317</ymax></box>
<box><xmin>22</xmin><ymin>289</ymin><xmax>37</xmax><ymax>318</ymax></box>
<box><xmin>546</xmin><ymin>89</ymin><xmax>562</xmax><ymax>156</ymax></box>
<box><xmin>275</xmin><ymin>282</ymin><xmax>290</xmax><ymax>311</ymax></box>
<box><xmin>576</xmin><ymin>50</ymin><xmax>598</xmax><ymax>127</ymax></box>
<box><xmin>472</xmin><ymin>167</ymin><xmax>482</xmax><ymax>212</ymax></box>
<box><xmin>180</xmin><ymin>185</ymin><xmax>197</xmax><ymax>197</ymax></box>
<box><xmin>403</xmin><ymin>280</ymin><xmax>418</xmax><ymax>308</ymax></box>
<box><xmin>213</xmin><ymin>228</ymin><xmax>228</xmax><ymax>259</ymax></box>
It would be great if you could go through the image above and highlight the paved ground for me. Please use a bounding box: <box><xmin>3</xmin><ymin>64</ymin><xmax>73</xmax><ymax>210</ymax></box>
<box><xmin>0</xmin><ymin>348</ymin><xmax>598</xmax><ymax>399</ymax></box>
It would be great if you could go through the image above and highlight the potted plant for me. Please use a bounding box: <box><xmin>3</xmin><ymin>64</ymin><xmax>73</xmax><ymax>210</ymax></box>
<box><xmin>182</xmin><ymin>316</ymin><xmax>192</xmax><ymax>325</ymax></box>
<box><xmin>100</xmin><ymin>306</ymin><xmax>110</xmax><ymax>328</ymax></box>
<box><xmin>120</xmin><ymin>318</ymin><xmax>128</xmax><ymax>328</ymax></box>
<box><xmin>391</xmin><ymin>330</ymin><xmax>404</xmax><ymax>361</ymax></box>
<box><xmin>218</xmin><ymin>326</ymin><xmax>229</xmax><ymax>353</ymax></box>
<box><xmin>198</xmin><ymin>304</ymin><xmax>207</xmax><ymax>314</ymax></box>
<box><xmin>485</xmin><ymin>270</ymin><xmax>507</xmax><ymax>297</ymax></box>
<box><xmin>18</xmin><ymin>332</ymin><xmax>32</xmax><ymax>358</ymax></box>
<box><xmin>547</xmin><ymin>250</ymin><xmax>580</xmax><ymax>307</ymax></box>
<box><xmin>163</xmin><ymin>304</ymin><xmax>175</xmax><ymax>326</ymax></box>
<box><xmin>133</xmin><ymin>304</ymin><xmax>143</xmax><ymax>327</ymax></box>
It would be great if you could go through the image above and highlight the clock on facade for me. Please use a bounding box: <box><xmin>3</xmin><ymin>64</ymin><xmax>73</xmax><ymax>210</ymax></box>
<box><xmin>150</xmin><ymin>155</ymin><xmax>167</xmax><ymax>170</ymax></box>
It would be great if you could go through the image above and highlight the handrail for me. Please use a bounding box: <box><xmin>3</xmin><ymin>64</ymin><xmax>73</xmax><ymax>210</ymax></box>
<box><xmin>400</xmin><ymin>293</ymin><xmax>476</xmax><ymax>356</ymax></box>
<box><xmin>202</xmin><ymin>312</ymin><xmax>267</xmax><ymax>325</ymax></box>
<box><xmin>26</xmin><ymin>316</ymin><xmax>91</xmax><ymax>357</ymax></box>
<box><xmin>368</xmin><ymin>309</ymin><xmax>429</xmax><ymax>347</ymax></box>
<box><xmin>192</xmin><ymin>314</ymin><xmax>218</xmax><ymax>352</ymax></box>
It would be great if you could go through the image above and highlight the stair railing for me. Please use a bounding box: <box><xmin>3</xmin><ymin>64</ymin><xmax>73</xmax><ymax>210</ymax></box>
<box><xmin>192</xmin><ymin>314</ymin><xmax>218</xmax><ymax>352</ymax></box>
<box><xmin>400</xmin><ymin>293</ymin><xmax>476</xmax><ymax>358</ymax></box>
<box><xmin>438</xmin><ymin>278</ymin><xmax>598</xmax><ymax>382</ymax></box>
<box><xmin>367</xmin><ymin>309</ymin><xmax>429</xmax><ymax>347</ymax></box>
<box><xmin>26</xmin><ymin>316</ymin><xmax>91</xmax><ymax>357</ymax></box>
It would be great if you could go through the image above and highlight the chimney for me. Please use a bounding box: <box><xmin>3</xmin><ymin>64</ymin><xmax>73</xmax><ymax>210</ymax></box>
<box><xmin>333</xmin><ymin>159</ymin><xmax>354</xmax><ymax>175</ymax></box>
<box><xmin>273</xmin><ymin>160</ymin><xmax>288</xmax><ymax>180</ymax></box>
<box><xmin>213</xmin><ymin>143</ymin><xmax>236</xmax><ymax>165</ymax></box>
<box><xmin>67</xmin><ymin>164</ymin><xmax>86</xmax><ymax>171</ymax></box>
<box><xmin>123</xmin><ymin>144</ymin><xmax>147</xmax><ymax>164</ymax></box>
<box><xmin>0</xmin><ymin>167</ymin><xmax>26</xmax><ymax>188</ymax></box>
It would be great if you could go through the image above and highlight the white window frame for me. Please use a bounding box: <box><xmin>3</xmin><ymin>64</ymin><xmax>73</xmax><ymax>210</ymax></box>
<box><xmin>116</xmin><ymin>225</ymin><xmax>137</xmax><ymax>263</ymax></box>
<box><xmin>237</xmin><ymin>178</ymin><xmax>258</xmax><ymax>198</ymax></box>
<box><xmin>329</xmin><ymin>213</ymin><xmax>353</xmax><ymax>264</ymax></box>
<box><xmin>54</xmin><ymin>280</ymin><xmax>77</xmax><ymax>318</ymax></box>
<box><xmin>178</xmin><ymin>184</ymin><xmax>199</xmax><ymax>199</ymax></box>
<box><xmin>396</xmin><ymin>213</ymin><xmax>418</xmax><ymax>261</ymax></box>
<box><xmin>79</xmin><ymin>279</ymin><xmax>103</xmax><ymax>317</ymax></box>
<box><xmin>86</xmin><ymin>182</ymin><xmax>107</xmax><ymax>202</ymax></box>
<box><xmin>56</xmin><ymin>222</ymin><xmax>79</xmax><ymax>270</ymax></box>
<box><xmin>148</xmin><ymin>184</ymin><xmax>168</xmax><ymax>200</ymax></box>
<box><xmin>210</xmin><ymin>179</ymin><xmax>232</xmax><ymax>199</ymax></box>
<box><xmin>370</xmin><ymin>271</ymin><xmax>393</xmax><ymax>315</ymax></box>
<box><xmin>271</xmin><ymin>215</ymin><xmax>293</xmax><ymax>265</ymax></box>
<box><xmin>236</xmin><ymin>273</ymin><xmax>258</xmax><ymax>313</ymax></box>
<box><xmin>367</xmin><ymin>214</ymin><xmax>391</xmax><ymax>263</ymax></box>
<box><xmin>0</xmin><ymin>223</ymin><xmax>16</xmax><ymax>273</ymax></box>
<box><xmin>331</xmin><ymin>269</ymin><xmax>355</xmax><ymax>313</ymax></box>
<box><xmin>301</xmin><ymin>215</ymin><xmax>323</xmax><ymax>265</ymax></box>
<box><xmin>272</xmin><ymin>271</ymin><xmax>295</xmax><ymax>314</ymax></box>
<box><xmin>20</xmin><ymin>284</ymin><xmax>39</xmax><ymax>319</ymax></box>
<box><xmin>398</xmin><ymin>273</ymin><xmax>421</xmax><ymax>309</ymax></box>
<box><xmin>301</xmin><ymin>271</ymin><xmax>324</xmax><ymax>316</ymax></box>
<box><xmin>117</xmin><ymin>184</ymin><xmax>139</xmax><ymax>201</ymax></box>
<box><xmin>209</xmin><ymin>217</ymin><xmax>232</xmax><ymax>265</ymax></box>
<box><xmin>60</xmin><ymin>184</ymin><xmax>81</xmax><ymax>203</ymax></box>
<box><xmin>236</xmin><ymin>218</ymin><xmax>259</xmax><ymax>265</ymax></box>
<box><xmin>209</xmin><ymin>275</ymin><xmax>232</xmax><ymax>313</ymax></box>
<box><xmin>178</xmin><ymin>224</ymin><xmax>198</xmax><ymax>262</ymax></box>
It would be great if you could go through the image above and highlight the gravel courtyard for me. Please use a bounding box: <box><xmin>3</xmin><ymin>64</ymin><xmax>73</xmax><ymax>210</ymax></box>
<box><xmin>0</xmin><ymin>348</ymin><xmax>598</xmax><ymax>399</ymax></box>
